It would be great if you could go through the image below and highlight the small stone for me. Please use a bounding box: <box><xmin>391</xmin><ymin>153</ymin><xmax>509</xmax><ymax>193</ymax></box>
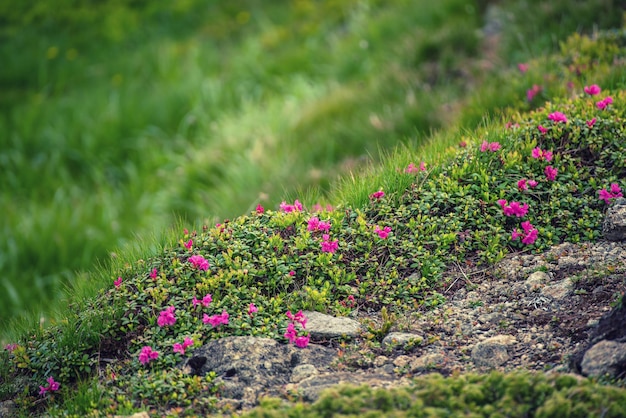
<box><xmin>526</xmin><ymin>271</ymin><xmax>549</xmax><ymax>287</ymax></box>
<box><xmin>291</xmin><ymin>364</ymin><xmax>318</xmax><ymax>383</ymax></box>
<box><xmin>471</xmin><ymin>335</ymin><xmax>515</xmax><ymax>368</ymax></box>
<box><xmin>374</xmin><ymin>356</ymin><xmax>390</xmax><ymax>367</ymax></box>
<box><xmin>382</xmin><ymin>332</ymin><xmax>423</xmax><ymax>348</ymax></box>
<box><xmin>541</xmin><ymin>278</ymin><xmax>573</xmax><ymax>300</ymax></box>
<box><xmin>603</xmin><ymin>198</ymin><xmax>626</xmax><ymax>241</ymax></box>
<box><xmin>410</xmin><ymin>352</ymin><xmax>446</xmax><ymax>372</ymax></box>
<box><xmin>304</xmin><ymin>311</ymin><xmax>362</xmax><ymax>339</ymax></box>
<box><xmin>581</xmin><ymin>340</ymin><xmax>626</xmax><ymax>378</ymax></box>
<box><xmin>393</xmin><ymin>355</ymin><xmax>412</xmax><ymax>368</ymax></box>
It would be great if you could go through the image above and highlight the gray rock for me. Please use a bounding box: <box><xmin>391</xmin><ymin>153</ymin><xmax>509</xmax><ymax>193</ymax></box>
<box><xmin>291</xmin><ymin>364</ymin><xmax>318</xmax><ymax>383</ymax></box>
<box><xmin>410</xmin><ymin>352</ymin><xmax>446</xmax><ymax>372</ymax></box>
<box><xmin>471</xmin><ymin>335</ymin><xmax>516</xmax><ymax>368</ymax></box>
<box><xmin>304</xmin><ymin>311</ymin><xmax>362</xmax><ymax>339</ymax></box>
<box><xmin>581</xmin><ymin>340</ymin><xmax>626</xmax><ymax>378</ymax></box>
<box><xmin>603</xmin><ymin>198</ymin><xmax>626</xmax><ymax>241</ymax></box>
<box><xmin>0</xmin><ymin>401</ymin><xmax>15</xmax><ymax>418</ymax></box>
<box><xmin>526</xmin><ymin>271</ymin><xmax>549</xmax><ymax>287</ymax></box>
<box><xmin>382</xmin><ymin>332</ymin><xmax>423</xmax><ymax>348</ymax></box>
<box><xmin>541</xmin><ymin>278</ymin><xmax>573</xmax><ymax>300</ymax></box>
<box><xmin>181</xmin><ymin>336</ymin><xmax>336</xmax><ymax>407</ymax></box>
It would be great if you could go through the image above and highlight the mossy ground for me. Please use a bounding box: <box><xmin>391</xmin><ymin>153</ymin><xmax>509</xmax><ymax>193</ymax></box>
<box><xmin>2</xmin><ymin>3</ymin><xmax>626</xmax><ymax>417</ymax></box>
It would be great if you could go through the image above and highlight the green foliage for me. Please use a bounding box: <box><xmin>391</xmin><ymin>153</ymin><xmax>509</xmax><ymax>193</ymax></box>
<box><xmin>241</xmin><ymin>371</ymin><xmax>626</xmax><ymax>417</ymax></box>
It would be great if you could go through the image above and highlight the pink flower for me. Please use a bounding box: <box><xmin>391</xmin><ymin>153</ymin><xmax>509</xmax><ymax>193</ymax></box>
<box><xmin>374</xmin><ymin>225</ymin><xmax>392</xmax><ymax>239</ymax></box>
<box><xmin>295</xmin><ymin>335</ymin><xmax>310</xmax><ymax>348</ymax></box>
<box><xmin>598</xmin><ymin>183</ymin><xmax>623</xmax><ymax>204</ymax></box>
<box><xmin>312</xmin><ymin>203</ymin><xmax>334</xmax><ymax>212</ymax></box>
<box><xmin>248</xmin><ymin>303</ymin><xmax>258</xmax><ymax>316</ymax></box>
<box><xmin>184</xmin><ymin>239</ymin><xmax>193</xmax><ymax>250</ymax></box>
<box><xmin>157</xmin><ymin>306</ymin><xmax>176</xmax><ymax>327</ymax></box>
<box><xmin>505</xmin><ymin>122</ymin><xmax>520</xmax><ymax>129</ymax></box>
<box><xmin>531</xmin><ymin>148</ymin><xmax>553</xmax><ymax>162</ymax></box>
<box><xmin>586</xmin><ymin>118</ymin><xmax>597</xmax><ymax>128</ymax></box>
<box><xmin>528</xmin><ymin>180</ymin><xmax>538</xmax><ymax>188</ymax></box>
<box><xmin>203</xmin><ymin>310</ymin><xmax>229</xmax><ymax>328</ymax></box>
<box><xmin>320</xmin><ymin>234</ymin><xmax>339</xmax><ymax>253</ymax></box>
<box><xmin>497</xmin><ymin>200</ymin><xmax>528</xmax><ymax>217</ymax></box>
<box><xmin>38</xmin><ymin>377</ymin><xmax>60</xmax><ymax>396</ymax></box>
<box><xmin>511</xmin><ymin>221</ymin><xmax>538</xmax><ymax>245</ymax></box>
<box><xmin>149</xmin><ymin>268</ymin><xmax>158</xmax><ymax>279</ymax></box>
<box><xmin>188</xmin><ymin>255</ymin><xmax>209</xmax><ymax>271</ymax></box>
<box><xmin>537</xmin><ymin>125</ymin><xmax>547</xmax><ymax>134</ymax></box>
<box><xmin>192</xmin><ymin>293</ymin><xmax>212</xmax><ymax>308</ymax></box>
<box><xmin>279</xmin><ymin>200</ymin><xmax>303</xmax><ymax>213</ymax></box>
<box><xmin>256</xmin><ymin>204</ymin><xmax>265</xmax><ymax>214</ymax></box>
<box><xmin>548</xmin><ymin>112</ymin><xmax>568</xmax><ymax>123</ymax></box>
<box><xmin>4</xmin><ymin>343</ymin><xmax>17</xmax><ymax>352</ymax></box>
<box><xmin>517</xmin><ymin>63</ymin><xmax>529</xmax><ymax>73</ymax></box>
<box><xmin>480</xmin><ymin>141</ymin><xmax>501</xmax><ymax>152</ymax></box>
<box><xmin>405</xmin><ymin>162</ymin><xmax>426</xmax><ymax>174</ymax></box>
<box><xmin>289</xmin><ymin>270</ymin><xmax>296</xmax><ymax>276</ymax></box>
<box><xmin>596</xmin><ymin>96</ymin><xmax>613</xmax><ymax>110</ymax></box>
<box><xmin>584</xmin><ymin>84</ymin><xmax>601</xmax><ymax>95</ymax></box>
<box><xmin>370</xmin><ymin>190</ymin><xmax>385</xmax><ymax>200</ymax></box>
<box><xmin>286</xmin><ymin>310</ymin><xmax>308</xmax><ymax>328</ymax></box>
<box><xmin>545</xmin><ymin>165</ymin><xmax>558</xmax><ymax>181</ymax></box>
<box><xmin>307</xmin><ymin>217</ymin><xmax>331</xmax><ymax>232</ymax></box>
<box><xmin>517</xmin><ymin>179</ymin><xmax>528</xmax><ymax>191</ymax></box>
<box><xmin>527</xmin><ymin>84</ymin><xmax>542</xmax><ymax>102</ymax></box>
<box><xmin>284</xmin><ymin>322</ymin><xmax>297</xmax><ymax>344</ymax></box>
<box><xmin>173</xmin><ymin>337</ymin><xmax>194</xmax><ymax>355</ymax></box>
<box><xmin>114</xmin><ymin>277</ymin><xmax>122</xmax><ymax>288</ymax></box>
<box><xmin>139</xmin><ymin>346</ymin><xmax>159</xmax><ymax>365</ymax></box>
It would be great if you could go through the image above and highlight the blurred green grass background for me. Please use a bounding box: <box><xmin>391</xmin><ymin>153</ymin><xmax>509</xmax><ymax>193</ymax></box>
<box><xmin>0</xmin><ymin>0</ymin><xmax>622</xmax><ymax>332</ymax></box>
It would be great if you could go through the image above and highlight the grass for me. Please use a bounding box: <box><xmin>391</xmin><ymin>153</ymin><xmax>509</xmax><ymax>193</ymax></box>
<box><xmin>2</xmin><ymin>0</ymin><xmax>626</xmax><ymax>416</ymax></box>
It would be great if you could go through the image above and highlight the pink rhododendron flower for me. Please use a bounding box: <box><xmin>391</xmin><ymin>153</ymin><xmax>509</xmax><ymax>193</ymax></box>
<box><xmin>517</xmin><ymin>179</ymin><xmax>536</xmax><ymax>191</ymax></box>
<box><xmin>512</xmin><ymin>221</ymin><xmax>538</xmax><ymax>245</ymax></box>
<box><xmin>188</xmin><ymin>255</ymin><xmax>209</xmax><ymax>271</ymax></box>
<box><xmin>284</xmin><ymin>322</ymin><xmax>297</xmax><ymax>344</ymax></box>
<box><xmin>405</xmin><ymin>162</ymin><xmax>426</xmax><ymax>174</ymax></box>
<box><xmin>497</xmin><ymin>200</ymin><xmax>529</xmax><ymax>217</ymax></box>
<box><xmin>320</xmin><ymin>234</ymin><xmax>339</xmax><ymax>253</ymax></box>
<box><xmin>149</xmin><ymin>268</ymin><xmax>158</xmax><ymax>279</ymax></box>
<box><xmin>4</xmin><ymin>343</ymin><xmax>17</xmax><ymax>352</ymax></box>
<box><xmin>480</xmin><ymin>141</ymin><xmax>501</xmax><ymax>152</ymax></box>
<box><xmin>173</xmin><ymin>337</ymin><xmax>194</xmax><ymax>355</ymax></box>
<box><xmin>527</xmin><ymin>84</ymin><xmax>542</xmax><ymax>102</ymax></box>
<box><xmin>203</xmin><ymin>310</ymin><xmax>229</xmax><ymax>328</ymax></box>
<box><xmin>248</xmin><ymin>303</ymin><xmax>258</xmax><ymax>316</ymax></box>
<box><xmin>517</xmin><ymin>63</ymin><xmax>529</xmax><ymax>73</ymax></box>
<box><xmin>184</xmin><ymin>239</ymin><xmax>193</xmax><ymax>249</ymax></box>
<box><xmin>114</xmin><ymin>277</ymin><xmax>122</xmax><ymax>288</ymax></box>
<box><xmin>586</xmin><ymin>118</ymin><xmax>597</xmax><ymax>128</ymax></box>
<box><xmin>374</xmin><ymin>225</ymin><xmax>392</xmax><ymax>239</ymax></box>
<box><xmin>370</xmin><ymin>190</ymin><xmax>385</xmax><ymax>200</ymax></box>
<box><xmin>279</xmin><ymin>200</ymin><xmax>303</xmax><ymax>213</ymax></box>
<box><xmin>295</xmin><ymin>335</ymin><xmax>310</xmax><ymax>348</ymax></box>
<box><xmin>596</xmin><ymin>96</ymin><xmax>613</xmax><ymax>110</ymax></box>
<box><xmin>584</xmin><ymin>84</ymin><xmax>601</xmax><ymax>95</ymax></box>
<box><xmin>308</xmin><ymin>217</ymin><xmax>331</xmax><ymax>232</ymax></box>
<box><xmin>537</xmin><ymin>125</ymin><xmax>547</xmax><ymax>134</ymax></box>
<box><xmin>505</xmin><ymin>122</ymin><xmax>520</xmax><ymax>129</ymax></box>
<box><xmin>531</xmin><ymin>147</ymin><xmax>553</xmax><ymax>162</ymax></box>
<box><xmin>139</xmin><ymin>346</ymin><xmax>159</xmax><ymax>365</ymax></box>
<box><xmin>38</xmin><ymin>377</ymin><xmax>60</xmax><ymax>396</ymax></box>
<box><xmin>598</xmin><ymin>183</ymin><xmax>623</xmax><ymax>204</ymax></box>
<box><xmin>289</xmin><ymin>270</ymin><xmax>296</xmax><ymax>276</ymax></box>
<box><xmin>548</xmin><ymin>112</ymin><xmax>568</xmax><ymax>123</ymax></box>
<box><xmin>192</xmin><ymin>293</ymin><xmax>212</xmax><ymax>308</ymax></box>
<box><xmin>528</xmin><ymin>180</ymin><xmax>538</xmax><ymax>188</ymax></box>
<box><xmin>157</xmin><ymin>306</ymin><xmax>176</xmax><ymax>327</ymax></box>
<box><xmin>312</xmin><ymin>203</ymin><xmax>333</xmax><ymax>212</ymax></box>
<box><xmin>545</xmin><ymin>165</ymin><xmax>558</xmax><ymax>181</ymax></box>
<box><xmin>286</xmin><ymin>310</ymin><xmax>307</xmax><ymax>328</ymax></box>
<box><xmin>256</xmin><ymin>204</ymin><xmax>264</xmax><ymax>214</ymax></box>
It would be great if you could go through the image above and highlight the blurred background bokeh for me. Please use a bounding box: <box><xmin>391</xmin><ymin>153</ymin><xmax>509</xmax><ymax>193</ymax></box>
<box><xmin>0</xmin><ymin>0</ymin><xmax>622</xmax><ymax>333</ymax></box>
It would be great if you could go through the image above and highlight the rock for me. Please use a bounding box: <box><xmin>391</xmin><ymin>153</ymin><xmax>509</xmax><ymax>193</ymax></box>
<box><xmin>304</xmin><ymin>311</ymin><xmax>362</xmax><ymax>339</ymax></box>
<box><xmin>382</xmin><ymin>332</ymin><xmax>423</xmax><ymax>348</ymax></box>
<box><xmin>410</xmin><ymin>352</ymin><xmax>446</xmax><ymax>372</ymax></box>
<box><xmin>114</xmin><ymin>413</ymin><xmax>150</xmax><ymax>418</ymax></box>
<box><xmin>0</xmin><ymin>401</ymin><xmax>15</xmax><ymax>418</ymax></box>
<box><xmin>603</xmin><ymin>198</ymin><xmax>626</xmax><ymax>241</ymax></box>
<box><xmin>393</xmin><ymin>355</ymin><xmax>412</xmax><ymax>368</ymax></box>
<box><xmin>541</xmin><ymin>278</ymin><xmax>573</xmax><ymax>301</ymax></box>
<box><xmin>181</xmin><ymin>336</ymin><xmax>336</xmax><ymax>407</ymax></box>
<box><xmin>526</xmin><ymin>271</ymin><xmax>549</xmax><ymax>287</ymax></box>
<box><xmin>580</xmin><ymin>340</ymin><xmax>626</xmax><ymax>378</ymax></box>
<box><xmin>291</xmin><ymin>364</ymin><xmax>318</xmax><ymax>383</ymax></box>
<box><xmin>471</xmin><ymin>335</ymin><xmax>516</xmax><ymax>368</ymax></box>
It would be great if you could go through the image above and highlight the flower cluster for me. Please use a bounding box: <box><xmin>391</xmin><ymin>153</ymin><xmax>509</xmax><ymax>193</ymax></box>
<box><xmin>531</xmin><ymin>147</ymin><xmax>553</xmax><ymax>161</ymax></box>
<box><xmin>203</xmin><ymin>310</ymin><xmax>229</xmax><ymax>328</ymax></box>
<box><xmin>279</xmin><ymin>199</ymin><xmax>303</xmax><ymax>213</ymax></box>
<box><xmin>497</xmin><ymin>200</ymin><xmax>529</xmax><ymax>217</ymax></box>
<box><xmin>38</xmin><ymin>377</ymin><xmax>60</xmax><ymax>397</ymax></box>
<box><xmin>284</xmin><ymin>310</ymin><xmax>309</xmax><ymax>348</ymax></box>
<box><xmin>586</xmin><ymin>117</ymin><xmax>597</xmax><ymax>128</ymax></box>
<box><xmin>188</xmin><ymin>255</ymin><xmax>209</xmax><ymax>271</ymax></box>
<box><xmin>157</xmin><ymin>306</ymin><xmax>176</xmax><ymax>327</ymax></box>
<box><xmin>517</xmin><ymin>178</ymin><xmax>538</xmax><ymax>191</ymax></box>
<box><xmin>527</xmin><ymin>84</ymin><xmax>542</xmax><ymax>102</ymax></box>
<box><xmin>173</xmin><ymin>337</ymin><xmax>194</xmax><ymax>355</ymax></box>
<box><xmin>256</xmin><ymin>204</ymin><xmax>265</xmax><ymax>214</ymax></box>
<box><xmin>307</xmin><ymin>217</ymin><xmax>331</xmax><ymax>232</ymax></box>
<box><xmin>149</xmin><ymin>268</ymin><xmax>158</xmax><ymax>279</ymax></box>
<box><xmin>480</xmin><ymin>141</ymin><xmax>501</xmax><ymax>152</ymax></box>
<box><xmin>248</xmin><ymin>303</ymin><xmax>258</xmax><ymax>316</ymax></box>
<box><xmin>184</xmin><ymin>239</ymin><xmax>193</xmax><ymax>250</ymax></box>
<box><xmin>596</xmin><ymin>96</ymin><xmax>613</xmax><ymax>110</ymax></box>
<box><xmin>599</xmin><ymin>183</ymin><xmax>623</xmax><ymax>204</ymax></box>
<box><xmin>537</xmin><ymin>125</ymin><xmax>547</xmax><ymax>134</ymax></box>
<box><xmin>114</xmin><ymin>276</ymin><xmax>122</xmax><ymax>288</ymax></box>
<box><xmin>545</xmin><ymin>165</ymin><xmax>558</xmax><ymax>181</ymax></box>
<box><xmin>584</xmin><ymin>84</ymin><xmax>601</xmax><ymax>95</ymax></box>
<box><xmin>139</xmin><ymin>346</ymin><xmax>159</xmax><ymax>365</ymax></box>
<box><xmin>320</xmin><ymin>234</ymin><xmax>339</xmax><ymax>253</ymax></box>
<box><xmin>548</xmin><ymin>111</ymin><xmax>568</xmax><ymax>123</ymax></box>
<box><xmin>405</xmin><ymin>162</ymin><xmax>426</xmax><ymax>173</ymax></box>
<box><xmin>192</xmin><ymin>293</ymin><xmax>212</xmax><ymax>308</ymax></box>
<box><xmin>374</xmin><ymin>225</ymin><xmax>392</xmax><ymax>239</ymax></box>
<box><xmin>370</xmin><ymin>190</ymin><xmax>385</xmax><ymax>200</ymax></box>
<box><xmin>512</xmin><ymin>221</ymin><xmax>538</xmax><ymax>245</ymax></box>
